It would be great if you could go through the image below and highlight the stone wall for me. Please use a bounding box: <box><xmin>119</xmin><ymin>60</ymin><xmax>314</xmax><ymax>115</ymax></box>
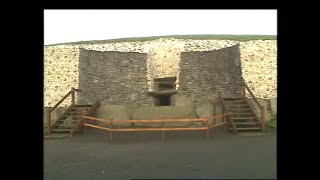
<box><xmin>78</xmin><ymin>49</ymin><xmax>153</xmax><ymax>107</ymax></box>
<box><xmin>44</xmin><ymin>38</ymin><xmax>277</xmax><ymax>107</ymax></box>
<box><xmin>178</xmin><ymin>44</ymin><xmax>242</xmax><ymax>105</ymax></box>
<box><xmin>146</xmin><ymin>41</ymin><xmax>185</xmax><ymax>91</ymax></box>
<box><xmin>44</xmin><ymin>45</ymin><xmax>80</xmax><ymax>107</ymax></box>
<box><xmin>239</xmin><ymin>40</ymin><xmax>277</xmax><ymax>99</ymax></box>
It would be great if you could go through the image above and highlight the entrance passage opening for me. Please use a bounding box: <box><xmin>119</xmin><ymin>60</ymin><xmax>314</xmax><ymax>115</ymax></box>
<box><xmin>157</xmin><ymin>95</ymin><xmax>171</xmax><ymax>106</ymax></box>
<box><xmin>152</xmin><ymin>77</ymin><xmax>177</xmax><ymax>106</ymax></box>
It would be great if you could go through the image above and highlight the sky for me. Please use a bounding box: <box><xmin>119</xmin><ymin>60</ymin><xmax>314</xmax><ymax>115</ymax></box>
<box><xmin>44</xmin><ymin>10</ymin><xmax>277</xmax><ymax>45</ymax></box>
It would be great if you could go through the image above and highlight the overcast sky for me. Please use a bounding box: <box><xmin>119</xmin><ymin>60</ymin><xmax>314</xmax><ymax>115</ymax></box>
<box><xmin>44</xmin><ymin>10</ymin><xmax>277</xmax><ymax>45</ymax></box>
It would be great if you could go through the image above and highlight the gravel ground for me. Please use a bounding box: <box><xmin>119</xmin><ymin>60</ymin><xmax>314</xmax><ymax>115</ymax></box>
<box><xmin>44</xmin><ymin>128</ymin><xmax>277</xmax><ymax>180</ymax></box>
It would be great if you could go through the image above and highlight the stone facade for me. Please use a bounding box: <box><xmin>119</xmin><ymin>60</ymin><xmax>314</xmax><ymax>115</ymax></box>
<box><xmin>44</xmin><ymin>38</ymin><xmax>277</xmax><ymax>107</ymax></box>
<box><xmin>44</xmin><ymin>45</ymin><xmax>80</xmax><ymax>107</ymax></box>
<box><xmin>178</xmin><ymin>44</ymin><xmax>242</xmax><ymax>105</ymax></box>
<box><xmin>78</xmin><ymin>49</ymin><xmax>153</xmax><ymax>107</ymax></box>
<box><xmin>146</xmin><ymin>42</ymin><xmax>184</xmax><ymax>91</ymax></box>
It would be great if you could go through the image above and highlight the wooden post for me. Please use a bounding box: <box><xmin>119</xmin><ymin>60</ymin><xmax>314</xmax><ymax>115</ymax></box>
<box><xmin>109</xmin><ymin>131</ymin><xmax>113</xmax><ymax>142</ymax></box>
<box><xmin>224</xmin><ymin>113</ymin><xmax>228</xmax><ymax>132</ymax></box>
<box><xmin>82</xmin><ymin>119</ymin><xmax>86</xmax><ymax>133</ymax></box>
<box><xmin>261</xmin><ymin>106</ymin><xmax>265</xmax><ymax>132</ymax></box>
<box><xmin>206</xmin><ymin>119</ymin><xmax>210</xmax><ymax>140</ymax></box>
<box><xmin>213</xmin><ymin>102</ymin><xmax>216</xmax><ymax>120</ymax></box>
<box><xmin>71</xmin><ymin>88</ymin><xmax>75</xmax><ymax>105</ymax></box>
<box><xmin>206</xmin><ymin>128</ymin><xmax>210</xmax><ymax>140</ymax></box>
<box><xmin>83</xmin><ymin>125</ymin><xmax>87</xmax><ymax>133</ymax></box>
<box><xmin>47</xmin><ymin>108</ymin><xmax>51</xmax><ymax>135</ymax></box>
<box><xmin>109</xmin><ymin>121</ymin><xmax>113</xmax><ymax>142</ymax></box>
<box><xmin>161</xmin><ymin>121</ymin><xmax>165</xmax><ymax>141</ymax></box>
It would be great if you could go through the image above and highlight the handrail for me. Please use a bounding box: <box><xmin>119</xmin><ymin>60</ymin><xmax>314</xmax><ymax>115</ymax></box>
<box><xmin>71</xmin><ymin>100</ymin><xmax>99</xmax><ymax>136</ymax></box>
<box><xmin>242</xmin><ymin>81</ymin><xmax>262</xmax><ymax>109</ymax></box>
<box><xmin>50</xmin><ymin>91</ymin><xmax>72</xmax><ymax>113</ymax></box>
<box><xmin>47</xmin><ymin>87</ymin><xmax>80</xmax><ymax>135</ymax></box>
<box><xmin>241</xmin><ymin>80</ymin><xmax>265</xmax><ymax>132</ymax></box>
<box><xmin>84</xmin><ymin>101</ymin><xmax>100</xmax><ymax>117</ymax></box>
<box><xmin>82</xmin><ymin>101</ymin><xmax>100</xmax><ymax>133</ymax></box>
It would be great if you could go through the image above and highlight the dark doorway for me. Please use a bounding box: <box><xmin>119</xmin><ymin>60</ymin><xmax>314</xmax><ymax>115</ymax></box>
<box><xmin>158</xmin><ymin>95</ymin><xmax>171</xmax><ymax>106</ymax></box>
<box><xmin>151</xmin><ymin>77</ymin><xmax>176</xmax><ymax>106</ymax></box>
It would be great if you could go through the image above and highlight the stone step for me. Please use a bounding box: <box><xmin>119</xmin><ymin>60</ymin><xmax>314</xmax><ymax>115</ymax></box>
<box><xmin>237</xmin><ymin>127</ymin><xmax>262</xmax><ymax>131</ymax></box>
<box><xmin>58</xmin><ymin>119</ymin><xmax>81</xmax><ymax>122</ymax></box>
<box><xmin>54</xmin><ymin>123</ymin><xmax>78</xmax><ymax>127</ymax></box>
<box><xmin>228</xmin><ymin>105</ymin><xmax>250</xmax><ymax>108</ymax></box>
<box><xmin>226</xmin><ymin>102</ymin><xmax>246</xmax><ymax>104</ymax></box>
<box><xmin>229</xmin><ymin>108</ymin><xmax>252</xmax><ymax>110</ymax></box>
<box><xmin>232</xmin><ymin>113</ymin><xmax>254</xmax><ymax>115</ymax></box>
<box><xmin>223</xmin><ymin>97</ymin><xmax>243</xmax><ymax>100</ymax></box>
<box><xmin>51</xmin><ymin>128</ymin><xmax>73</xmax><ymax>132</ymax></box>
<box><xmin>73</xmin><ymin>104</ymin><xmax>93</xmax><ymax>108</ymax></box>
<box><xmin>234</xmin><ymin>122</ymin><xmax>260</xmax><ymax>125</ymax></box>
<box><xmin>232</xmin><ymin>117</ymin><xmax>256</xmax><ymax>120</ymax></box>
<box><xmin>44</xmin><ymin>133</ymin><xmax>70</xmax><ymax>139</ymax></box>
<box><xmin>64</xmin><ymin>115</ymin><xmax>84</xmax><ymax>117</ymax></box>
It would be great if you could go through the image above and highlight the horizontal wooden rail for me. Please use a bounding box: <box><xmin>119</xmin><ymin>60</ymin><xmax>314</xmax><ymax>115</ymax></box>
<box><xmin>83</xmin><ymin>116</ymin><xmax>208</xmax><ymax>123</ymax></box>
<box><xmin>83</xmin><ymin>113</ymin><xmax>229</xmax><ymax>142</ymax></box>
<box><xmin>84</xmin><ymin>122</ymin><xmax>228</xmax><ymax>132</ymax></box>
<box><xmin>110</xmin><ymin>127</ymin><xmax>209</xmax><ymax>132</ymax></box>
<box><xmin>84</xmin><ymin>116</ymin><xmax>111</xmax><ymax>124</ymax></box>
<box><xmin>208</xmin><ymin>121</ymin><xmax>227</xmax><ymax>128</ymax></box>
<box><xmin>84</xmin><ymin>123</ymin><xmax>209</xmax><ymax>131</ymax></box>
<box><xmin>83</xmin><ymin>113</ymin><xmax>228</xmax><ymax>124</ymax></box>
<box><xmin>84</xmin><ymin>123</ymin><xmax>113</xmax><ymax>131</ymax></box>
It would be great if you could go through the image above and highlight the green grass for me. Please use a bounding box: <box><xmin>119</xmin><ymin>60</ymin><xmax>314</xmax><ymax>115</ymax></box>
<box><xmin>266</xmin><ymin>120</ymin><xmax>277</xmax><ymax>128</ymax></box>
<box><xmin>45</xmin><ymin>34</ymin><xmax>277</xmax><ymax>46</ymax></box>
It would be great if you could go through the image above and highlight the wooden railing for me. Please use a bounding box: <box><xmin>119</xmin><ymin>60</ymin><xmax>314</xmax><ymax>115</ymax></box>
<box><xmin>219</xmin><ymin>92</ymin><xmax>237</xmax><ymax>132</ymax></box>
<box><xmin>241</xmin><ymin>80</ymin><xmax>265</xmax><ymax>132</ymax></box>
<box><xmin>84</xmin><ymin>101</ymin><xmax>100</xmax><ymax>117</ymax></box>
<box><xmin>69</xmin><ymin>101</ymin><xmax>100</xmax><ymax>136</ymax></box>
<box><xmin>82</xmin><ymin>113</ymin><xmax>229</xmax><ymax>142</ymax></box>
<box><xmin>47</xmin><ymin>88</ymin><xmax>81</xmax><ymax>135</ymax></box>
<box><xmin>82</xmin><ymin>101</ymin><xmax>100</xmax><ymax>133</ymax></box>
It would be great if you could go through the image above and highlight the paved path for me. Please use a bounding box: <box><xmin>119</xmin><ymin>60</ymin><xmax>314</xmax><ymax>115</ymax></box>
<box><xmin>44</xmin><ymin>128</ymin><xmax>277</xmax><ymax>179</ymax></box>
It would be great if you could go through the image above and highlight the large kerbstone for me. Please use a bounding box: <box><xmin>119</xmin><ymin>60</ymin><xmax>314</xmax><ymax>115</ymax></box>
<box><xmin>132</xmin><ymin>106</ymin><xmax>197</xmax><ymax>127</ymax></box>
<box><xmin>171</xmin><ymin>94</ymin><xmax>194</xmax><ymax>107</ymax></box>
<box><xmin>196</xmin><ymin>102</ymin><xmax>214</xmax><ymax>125</ymax></box>
<box><xmin>214</xmin><ymin>102</ymin><xmax>224</xmax><ymax>123</ymax></box>
<box><xmin>95</xmin><ymin>105</ymin><xmax>131</xmax><ymax>127</ymax></box>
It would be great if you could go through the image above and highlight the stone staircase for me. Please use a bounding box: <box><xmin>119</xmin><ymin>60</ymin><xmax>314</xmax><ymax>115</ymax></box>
<box><xmin>222</xmin><ymin>98</ymin><xmax>262</xmax><ymax>132</ymax></box>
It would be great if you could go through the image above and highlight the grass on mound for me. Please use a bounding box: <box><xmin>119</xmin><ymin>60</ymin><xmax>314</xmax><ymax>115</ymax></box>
<box><xmin>266</xmin><ymin>120</ymin><xmax>277</xmax><ymax>128</ymax></box>
<box><xmin>46</xmin><ymin>34</ymin><xmax>277</xmax><ymax>46</ymax></box>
